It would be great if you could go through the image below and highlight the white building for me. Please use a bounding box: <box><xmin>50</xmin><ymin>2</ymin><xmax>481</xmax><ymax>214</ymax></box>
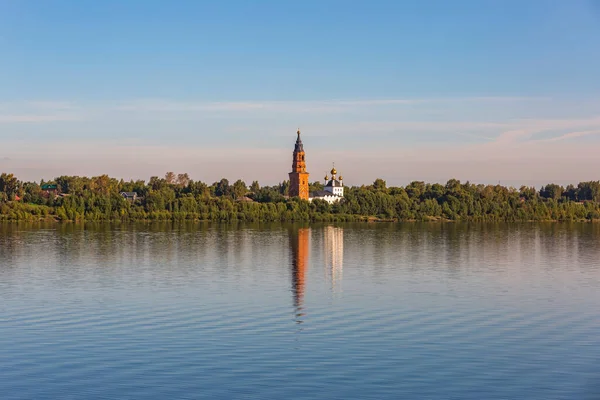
<box><xmin>309</xmin><ymin>166</ymin><xmax>344</xmax><ymax>204</ymax></box>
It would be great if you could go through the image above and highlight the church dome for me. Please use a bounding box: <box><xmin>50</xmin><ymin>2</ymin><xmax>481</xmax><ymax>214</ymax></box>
<box><xmin>339</xmin><ymin>176</ymin><xmax>343</xmax><ymax>180</ymax></box>
<box><xmin>330</xmin><ymin>167</ymin><xmax>337</xmax><ymax>175</ymax></box>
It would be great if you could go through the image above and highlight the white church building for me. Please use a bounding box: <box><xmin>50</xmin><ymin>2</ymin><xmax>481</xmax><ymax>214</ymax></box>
<box><xmin>309</xmin><ymin>166</ymin><xmax>345</xmax><ymax>204</ymax></box>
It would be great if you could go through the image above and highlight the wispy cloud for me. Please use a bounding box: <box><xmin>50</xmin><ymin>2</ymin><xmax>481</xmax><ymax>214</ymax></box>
<box><xmin>541</xmin><ymin>129</ymin><xmax>600</xmax><ymax>142</ymax></box>
<box><xmin>115</xmin><ymin>100</ymin><xmax>267</xmax><ymax>112</ymax></box>
<box><xmin>0</xmin><ymin>100</ymin><xmax>79</xmax><ymax>111</ymax></box>
<box><xmin>0</xmin><ymin>101</ymin><xmax>81</xmax><ymax>123</ymax></box>
<box><xmin>494</xmin><ymin>128</ymin><xmax>540</xmax><ymax>145</ymax></box>
<box><xmin>0</xmin><ymin>96</ymin><xmax>558</xmax><ymax>124</ymax></box>
<box><xmin>112</xmin><ymin>98</ymin><xmax>426</xmax><ymax>115</ymax></box>
<box><xmin>0</xmin><ymin>114</ymin><xmax>80</xmax><ymax>122</ymax></box>
<box><xmin>113</xmin><ymin>96</ymin><xmax>546</xmax><ymax>114</ymax></box>
<box><xmin>310</xmin><ymin>120</ymin><xmax>505</xmax><ymax>133</ymax></box>
<box><xmin>25</xmin><ymin>101</ymin><xmax>78</xmax><ymax>110</ymax></box>
<box><xmin>2</xmin><ymin>96</ymin><xmax>600</xmax><ymax>186</ymax></box>
<box><xmin>492</xmin><ymin>116</ymin><xmax>600</xmax><ymax>145</ymax></box>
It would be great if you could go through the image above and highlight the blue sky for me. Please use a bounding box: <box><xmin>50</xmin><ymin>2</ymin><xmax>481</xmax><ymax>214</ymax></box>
<box><xmin>1</xmin><ymin>0</ymin><xmax>599</xmax><ymax>186</ymax></box>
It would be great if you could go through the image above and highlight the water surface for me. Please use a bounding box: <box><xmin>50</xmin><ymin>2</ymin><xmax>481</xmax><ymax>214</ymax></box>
<box><xmin>1</xmin><ymin>222</ymin><xmax>599</xmax><ymax>399</ymax></box>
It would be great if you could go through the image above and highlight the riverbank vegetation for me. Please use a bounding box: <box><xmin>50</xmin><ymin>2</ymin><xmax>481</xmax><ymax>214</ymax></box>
<box><xmin>1</xmin><ymin>172</ymin><xmax>599</xmax><ymax>222</ymax></box>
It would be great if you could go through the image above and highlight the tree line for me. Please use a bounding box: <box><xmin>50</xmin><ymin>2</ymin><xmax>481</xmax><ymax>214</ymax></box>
<box><xmin>1</xmin><ymin>172</ymin><xmax>600</xmax><ymax>222</ymax></box>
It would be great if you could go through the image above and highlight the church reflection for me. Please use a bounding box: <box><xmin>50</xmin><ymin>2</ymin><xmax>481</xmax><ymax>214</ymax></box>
<box><xmin>324</xmin><ymin>226</ymin><xmax>344</xmax><ymax>292</ymax></box>
<box><xmin>289</xmin><ymin>227</ymin><xmax>310</xmax><ymax>321</ymax></box>
<box><xmin>288</xmin><ymin>226</ymin><xmax>345</xmax><ymax>322</ymax></box>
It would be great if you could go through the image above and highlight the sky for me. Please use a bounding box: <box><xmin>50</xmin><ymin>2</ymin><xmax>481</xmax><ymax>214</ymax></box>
<box><xmin>1</xmin><ymin>0</ymin><xmax>600</xmax><ymax>187</ymax></box>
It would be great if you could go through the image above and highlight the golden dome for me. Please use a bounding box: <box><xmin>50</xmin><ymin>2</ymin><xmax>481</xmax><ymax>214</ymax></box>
<box><xmin>324</xmin><ymin>174</ymin><xmax>329</xmax><ymax>180</ymax></box>
<box><xmin>339</xmin><ymin>176</ymin><xmax>343</xmax><ymax>180</ymax></box>
<box><xmin>330</xmin><ymin>167</ymin><xmax>337</xmax><ymax>175</ymax></box>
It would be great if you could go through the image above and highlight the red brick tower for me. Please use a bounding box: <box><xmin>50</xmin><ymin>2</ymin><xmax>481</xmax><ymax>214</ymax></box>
<box><xmin>288</xmin><ymin>129</ymin><xmax>310</xmax><ymax>200</ymax></box>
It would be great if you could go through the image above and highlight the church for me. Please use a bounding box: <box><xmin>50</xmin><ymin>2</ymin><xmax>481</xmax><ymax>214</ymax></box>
<box><xmin>288</xmin><ymin>129</ymin><xmax>345</xmax><ymax>204</ymax></box>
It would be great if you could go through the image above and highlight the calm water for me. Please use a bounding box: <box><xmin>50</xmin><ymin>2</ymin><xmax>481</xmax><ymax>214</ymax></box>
<box><xmin>1</xmin><ymin>222</ymin><xmax>600</xmax><ymax>399</ymax></box>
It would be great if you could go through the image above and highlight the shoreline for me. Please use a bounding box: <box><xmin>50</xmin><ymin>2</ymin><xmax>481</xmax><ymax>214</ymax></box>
<box><xmin>1</xmin><ymin>216</ymin><xmax>599</xmax><ymax>224</ymax></box>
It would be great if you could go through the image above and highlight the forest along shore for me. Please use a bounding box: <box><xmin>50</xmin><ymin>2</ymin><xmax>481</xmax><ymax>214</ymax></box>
<box><xmin>1</xmin><ymin>173</ymin><xmax>600</xmax><ymax>222</ymax></box>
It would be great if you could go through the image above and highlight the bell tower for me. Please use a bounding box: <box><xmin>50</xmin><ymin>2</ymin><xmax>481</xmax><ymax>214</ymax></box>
<box><xmin>289</xmin><ymin>129</ymin><xmax>310</xmax><ymax>200</ymax></box>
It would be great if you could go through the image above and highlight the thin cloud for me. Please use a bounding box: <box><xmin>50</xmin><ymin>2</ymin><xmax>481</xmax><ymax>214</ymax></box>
<box><xmin>114</xmin><ymin>99</ymin><xmax>416</xmax><ymax>114</ymax></box>
<box><xmin>492</xmin><ymin>116</ymin><xmax>600</xmax><ymax>145</ymax></box>
<box><xmin>0</xmin><ymin>114</ymin><xmax>80</xmax><ymax>123</ymax></box>
<box><xmin>443</xmin><ymin>96</ymin><xmax>551</xmax><ymax>102</ymax></box>
<box><xmin>543</xmin><ymin>129</ymin><xmax>600</xmax><ymax>142</ymax></box>
<box><xmin>26</xmin><ymin>101</ymin><xmax>78</xmax><ymax>110</ymax></box>
<box><xmin>494</xmin><ymin>128</ymin><xmax>541</xmax><ymax>145</ymax></box>
<box><xmin>3</xmin><ymin>96</ymin><xmax>600</xmax><ymax>186</ymax></box>
<box><xmin>113</xmin><ymin>96</ymin><xmax>543</xmax><ymax>114</ymax></box>
<box><xmin>0</xmin><ymin>96</ymin><xmax>559</xmax><ymax>125</ymax></box>
<box><xmin>314</xmin><ymin>120</ymin><xmax>507</xmax><ymax>133</ymax></box>
<box><xmin>0</xmin><ymin>101</ymin><xmax>81</xmax><ymax>123</ymax></box>
<box><xmin>0</xmin><ymin>101</ymin><xmax>79</xmax><ymax>111</ymax></box>
<box><xmin>115</xmin><ymin>100</ymin><xmax>267</xmax><ymax>112</ymax></box>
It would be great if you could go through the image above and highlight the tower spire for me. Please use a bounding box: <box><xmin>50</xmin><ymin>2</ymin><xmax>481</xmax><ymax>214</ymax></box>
<box><xmin>289</xmin><ymin>128</ymin><xmax>309</xmax><ymax>200</ymax></box>
<box><xmin>294</xmin><ymin>128</ymin><xmax>304</xmax><ymax>152</ymax></box>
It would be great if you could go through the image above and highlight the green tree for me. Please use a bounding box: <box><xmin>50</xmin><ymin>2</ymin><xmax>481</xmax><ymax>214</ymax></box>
<box><xmin>279</xmin><ymin>180</ymin><xmax>290</xmax><ymax>196</ymax></box>
<box><xmin>309</xmin><ymin>181</ymin><xmax>324</xmax><ymax>192</ymax></box>
<box><xmin>373</xmin><ymin>178</ymin><xmax>387</xmax><ymax>191</ymax></box>
<box><xmin>540</xmin><ymin>184</ymin><xmax>563</xmax><ymax>200</ymax></box>
<box><xmin>519</xmin><ymin>186</ymin><xmax>538</xmax><ymax>201</ymax></box>
<box><xmin>406</xmin><ymin>181</ymin><xmax>425</xmax><ymax>199</ymax></box>
<box><xmin>0</xmin><ymin>173</ymin><xmax>20</xmax><ymax>200</ymax></box>
<box><xmin>215</xmin><ymin>179</ymin><xmax>230</xmax><ymax>197</ymax></box>
<box><xmin>177</xmin><ymin>173</ymin><xmax>190</xmax><ymax>187</ymax></box>
<box><xmin>188</xmin><ymin>180</ymin><xmax>209</xmax><ymax>197</ymax></box>
<box><xmin>149</xmin><ymin>176</ymin><xmax>167</xmax><ymax>191</ymax></box>
<box><xmin>232</xmin><ymin>179</ymin><xmax>247</xmax><ymax>199</ymax></box>
<box><xmin>577</xmin><ymin>181</ymin><xmax>600</xmax><ymax>202</ymax></box>
<box><xmin>165</xmin><ymin>172</ymin><xmax>176</xmax><ymax>185</ymax></box>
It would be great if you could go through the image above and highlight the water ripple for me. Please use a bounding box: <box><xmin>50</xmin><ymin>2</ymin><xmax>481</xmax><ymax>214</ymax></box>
<box><xmin>0</xmin><ymin>223</ymin><xmax>599</xmax><ymax>399</ymax></box>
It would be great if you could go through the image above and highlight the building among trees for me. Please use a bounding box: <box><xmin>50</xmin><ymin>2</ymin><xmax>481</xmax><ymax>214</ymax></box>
<box><xmin>288</xmin><ymin>129</ymin><xmax>310</xmax><ymax>200</ymax></box>
<box><xmin>310</xmin><ymin>166</ymin><xmax>345</xmax><ymax>204</ymax></box>
<box><xmin>120</xmin><ymin>192</ymin><xmax>138</xmax><ymax>202</ymax></box>
<box><xmin>41</xmin><ymin>183</ymin><xmax>59</xmax><ymax>198</ymax></box>
<box><xmin>287</xmin><ymin>129</ymin><xmax>345</xmax><ymax>204</ymax></box>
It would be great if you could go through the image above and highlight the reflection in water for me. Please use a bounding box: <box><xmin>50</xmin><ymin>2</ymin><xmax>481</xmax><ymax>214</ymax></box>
<box><xmin>289</xmin><ymin>228</ymin><xmax>310</xmax><ymax>320</ymax></box>
<box><xmin>288</xmin><ymin>226</ymin><xmax>345</xmax><ymax>320</ymax></box>
<box><xmin>1</xmin><ymin>223</ymin><xmax>600</xmax><ymax>399</ymax></box>
<box><xmin>324</xmin><ymin>226</ymin><xmax>344</xmax><ymax>292</ymax></box>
